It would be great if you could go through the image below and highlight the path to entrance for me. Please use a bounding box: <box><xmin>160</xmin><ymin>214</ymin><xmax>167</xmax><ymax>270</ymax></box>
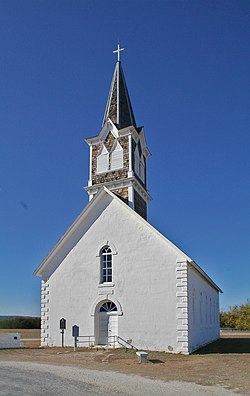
<box><xmin>0</xmin><ymin>361</ymin><xmax>237</xmax><ymax>396</ymax></box>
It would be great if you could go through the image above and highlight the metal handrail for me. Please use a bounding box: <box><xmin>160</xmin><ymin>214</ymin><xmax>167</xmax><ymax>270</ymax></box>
<box><xmin>107</xmin><ymin>335</ymin><xmax>117</xmax><ymax>348</ymax></box>
<box><xmin>117</xmin><ymin>336</ymin><xmax>138</xmax><ymax>351</ymax></box>
<box><xmin>74</xmin><ymin>334</ymin><xmax>138</xmax><ymax>350</ymax></box>
<box><xmin>76</xmin><ymin>335</ymin><xmax>95</xmax><ymax>347</ymax></box>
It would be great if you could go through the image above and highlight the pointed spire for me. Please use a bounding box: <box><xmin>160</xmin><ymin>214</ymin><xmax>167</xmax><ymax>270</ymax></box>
<box><xmin>102</xmin><ymin>56</ymin><xmax>136</xmax><ymax>130</ymax></box>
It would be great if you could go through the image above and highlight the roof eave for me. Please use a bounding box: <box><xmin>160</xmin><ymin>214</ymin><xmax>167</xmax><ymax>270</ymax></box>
<box><xmin>33</xmin><ymin>187</ymin><xmax>109</xmax><ymax>278</ymax></box>
<box><xmin>188</xmin><ymin>260</ymin><xmax>223</xmax><ymax>293</ymax></box>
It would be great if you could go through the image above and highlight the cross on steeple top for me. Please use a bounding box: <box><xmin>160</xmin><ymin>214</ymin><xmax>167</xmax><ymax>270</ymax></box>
<box><xmin>113</xmin><ymin>44</ymin><xmax>124</xmax><ymax>62</ymax></box>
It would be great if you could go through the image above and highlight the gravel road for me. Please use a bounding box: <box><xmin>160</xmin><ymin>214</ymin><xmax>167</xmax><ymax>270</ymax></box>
<box><xmin>0</xmin><ymin>361</ymin><xmax>238</xmax><ymax>395</ymax></box>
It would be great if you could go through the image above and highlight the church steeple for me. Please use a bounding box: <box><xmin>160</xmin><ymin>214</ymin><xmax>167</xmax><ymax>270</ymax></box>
<box><xmin>85</xmin><ymin>46</ymin><xmax>151</xmax><ymax>220</ymax></box>
<box><xmin>102</xmin><ymin>60</ymin><xmax>136</xmax><ymax>129</ymax></box>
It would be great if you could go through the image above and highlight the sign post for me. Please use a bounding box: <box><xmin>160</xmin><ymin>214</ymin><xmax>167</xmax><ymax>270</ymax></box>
<box><xmin>60</xmin><ymin>318</ymin><xmax>66</xmax><ymax>348</ymax></box>
<box><xmin>72</xmin><ymin>325</ymin><xmax>79</xmax><ymax>351</ymax></box>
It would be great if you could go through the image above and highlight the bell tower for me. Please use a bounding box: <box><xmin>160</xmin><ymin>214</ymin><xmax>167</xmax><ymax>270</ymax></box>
<box><xmin>85</xmin><ymin>46</ymin><xmax>151</xmax><ymax>220</ymax></box>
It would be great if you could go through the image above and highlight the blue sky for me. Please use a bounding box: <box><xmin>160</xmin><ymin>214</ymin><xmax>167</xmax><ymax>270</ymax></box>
<box><xmin>0</xmin><ymin>0</ymin><xmax>249</xmax><ymax>316</ymax></box>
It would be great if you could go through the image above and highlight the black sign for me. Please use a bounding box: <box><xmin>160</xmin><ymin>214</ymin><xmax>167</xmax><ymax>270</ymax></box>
<box><xmin>72</xmin><ymin>325</ymin><xmax>79</xmax><ymax>338</ymax></box>
<box><xmin>60</xmin><ymin>318</ymin><xmax>66</xmax><ymax>330</ymax></box>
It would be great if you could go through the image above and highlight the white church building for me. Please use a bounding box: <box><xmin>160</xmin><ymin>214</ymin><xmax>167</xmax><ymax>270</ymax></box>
<box><xmin>34</xmin><ymin>47</ymin><xmax>222</xmax><ymax>354</ymax></box>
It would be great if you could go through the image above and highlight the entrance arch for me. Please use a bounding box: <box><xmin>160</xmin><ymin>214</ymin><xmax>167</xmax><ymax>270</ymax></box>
<box><xmin>90</xmin><ymin>296</ymin><xmax>123</xmax><ymax>316</ymax></box>
<box><xmin>95</xmin><ymin>300</ymin><xmax>118</xmax><ymax>345</ymax></box>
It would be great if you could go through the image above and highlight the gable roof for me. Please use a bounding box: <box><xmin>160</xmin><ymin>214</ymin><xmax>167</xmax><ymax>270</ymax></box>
<box><xmin>34</xmin><ymin>187</ymin><xmax>222</xmax><ymax>292</ymax></box>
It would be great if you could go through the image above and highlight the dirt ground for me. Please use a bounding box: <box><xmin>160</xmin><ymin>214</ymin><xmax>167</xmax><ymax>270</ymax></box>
<box><xmin>0</xmin><ymin>330</ymin><xmax>249</xmax><ymax>395</ymax></box>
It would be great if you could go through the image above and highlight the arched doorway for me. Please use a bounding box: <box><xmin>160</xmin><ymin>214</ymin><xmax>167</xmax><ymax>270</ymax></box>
<box><xmin>96</xmin><ymin>301</ymin><xmax>118</xmax><ymax>345</ymax></box>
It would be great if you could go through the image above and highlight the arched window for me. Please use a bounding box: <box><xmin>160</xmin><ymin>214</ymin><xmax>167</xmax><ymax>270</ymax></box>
<box><xmin>99</xmin><ymin>301</ymin><xmax>117</xmax><ymax>312</ymax></box>
<box><xmin>101</xmin><ymin>246</ymin><xmax>112</xmax><ymax>283</ymax></box>
<box><xmin>110</xmin><ymin>140</ymin><xmax>123</xmax><ymax>170</ymax></box>
<box><xmin>97</xmin><ymin>144</ymin><xmax>109</xmax><ymax>174</ymax></box>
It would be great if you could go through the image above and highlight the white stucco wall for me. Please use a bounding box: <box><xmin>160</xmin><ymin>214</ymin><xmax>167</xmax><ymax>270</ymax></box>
<box><xmin>39</xmin><ymin>193</ymin><xmax>221</xmax><ymax>353</ymax></box>
<box><xmin>42</xmin><ymin>194</ymin><xmax>185</xmax><ymax>352</ymax></box>
<box><xmin>187</xmin><ymin>265</ymin><xmax>220</xmax><ymax>353</ymax></box>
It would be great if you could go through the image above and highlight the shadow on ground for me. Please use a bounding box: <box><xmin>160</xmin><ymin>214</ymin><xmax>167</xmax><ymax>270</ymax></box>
<box><xmin>148</xmin><ymin>359</ymin><xmax>164</xmax><ymax>364</ymax></box>
<box><xmin>194</xmin><ymin>337</ymin><xmax>250</xmax><ymax>354</ymax></box>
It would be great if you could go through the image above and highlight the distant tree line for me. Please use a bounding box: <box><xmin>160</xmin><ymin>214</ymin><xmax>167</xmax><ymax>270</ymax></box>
<box><xmin>220</xmin><ymin>300</ymin><xmax>250</xmax><ymax>330</ymax></box>
<box><xmin>0</xmin><ymin>317</ymin><xmax>40</xmax><ymax>329</ymax></box>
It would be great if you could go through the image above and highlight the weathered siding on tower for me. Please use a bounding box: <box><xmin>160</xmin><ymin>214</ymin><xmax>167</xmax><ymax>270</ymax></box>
<box><xmin>134</xmin><ymin>189</ymin><xmax>147</xmax><ymax>220</ymax></box>
<box><xmin>107</xmin><ymin>73</ymin><xmax>118</xmax><ymax>125</ymax></box>
<box><xmin>112</xmin><ymin>187</ymin><xmax>128</xmax><ymax>204</ymax></box>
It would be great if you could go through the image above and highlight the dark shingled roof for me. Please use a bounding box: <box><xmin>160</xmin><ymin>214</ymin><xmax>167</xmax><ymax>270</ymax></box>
<box><xmin>103</xmin><ymin>61</ymin><xmax>136</xmax><ymax>129</ymax></box>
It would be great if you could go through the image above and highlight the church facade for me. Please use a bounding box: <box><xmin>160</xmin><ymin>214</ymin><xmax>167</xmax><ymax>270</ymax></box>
<box><xmin>34</xmin><ymin>49</ymin><xmax>221</xmax><ymax>354</ymax></box>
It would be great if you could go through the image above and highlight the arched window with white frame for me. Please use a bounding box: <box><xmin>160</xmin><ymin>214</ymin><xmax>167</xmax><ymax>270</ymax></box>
<box><xmin>100</xmin><ymin>246</ymin><xmax>112</xmax><ymax>283</ymax></box>
<box><xmin>110</xmin><ymin>140</ymin><xmax>123</xmax><ymax>171</ymax></box>
<box><xmin>97</xmin><ymin>144</ymin><xmax>109</xmax><ymax>174</ymax></box>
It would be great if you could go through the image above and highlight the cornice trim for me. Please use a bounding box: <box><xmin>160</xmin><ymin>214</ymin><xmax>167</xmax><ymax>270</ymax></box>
<box><xmin>84</xmin><ymin>177</ymin><xmax>152</xmax><ymax>201</ymax></box>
